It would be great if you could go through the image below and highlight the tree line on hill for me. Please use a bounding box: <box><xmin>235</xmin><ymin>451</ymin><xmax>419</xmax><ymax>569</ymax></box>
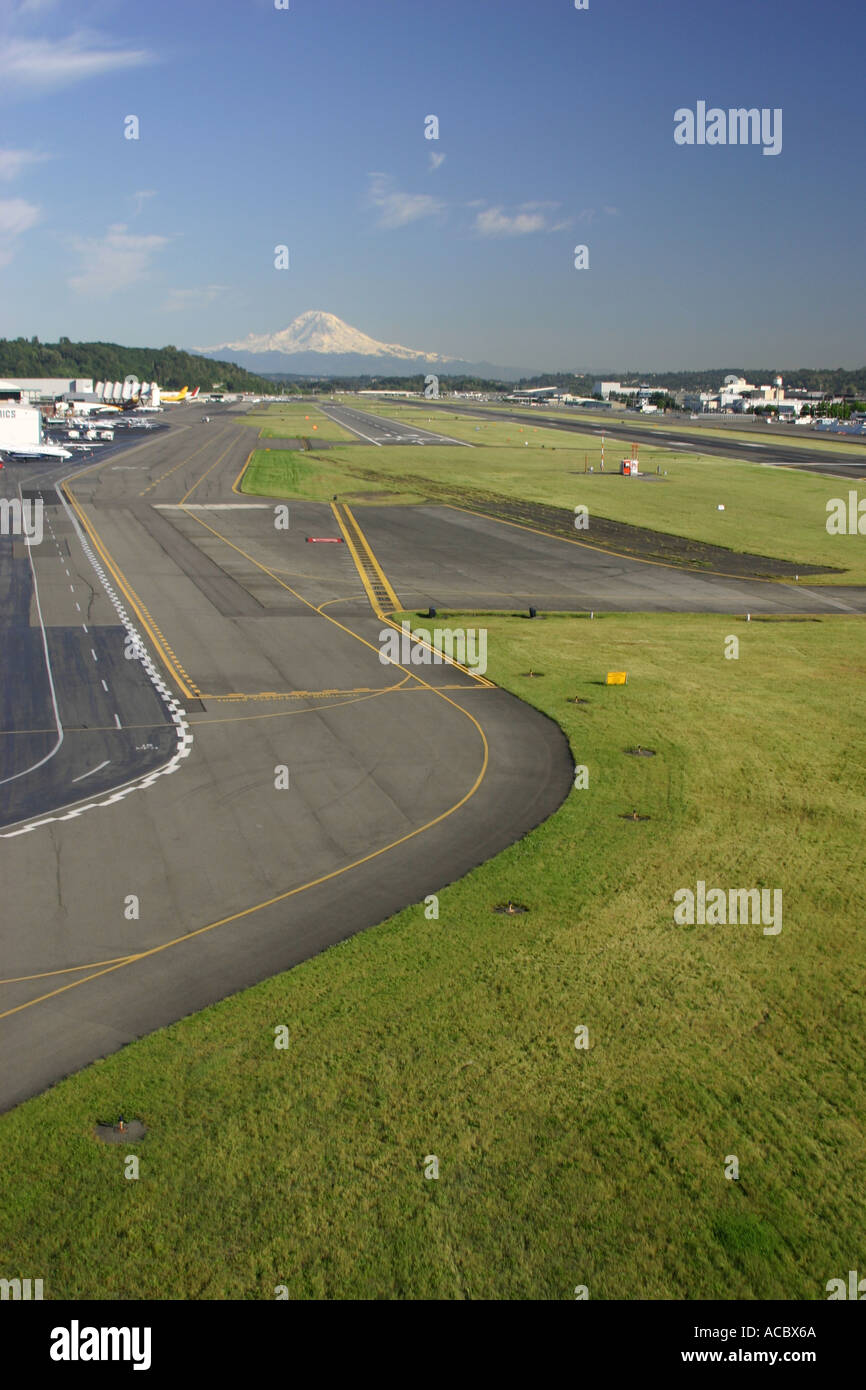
<box><xmin>0</xmin><ymin>338</ymin><xmax>275</xmax><ymax>393</ymax></box>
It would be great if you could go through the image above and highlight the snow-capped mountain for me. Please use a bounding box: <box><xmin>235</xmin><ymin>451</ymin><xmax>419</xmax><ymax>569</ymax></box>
<box><xmin>193</xmin><ymin>310</ymin><xmax>525</xmax><ymax>379</ymax></box>
<box><xmin>199</xmin><ymin>311</ymin><xmax>455</xmax><ymax>364</ymax></box>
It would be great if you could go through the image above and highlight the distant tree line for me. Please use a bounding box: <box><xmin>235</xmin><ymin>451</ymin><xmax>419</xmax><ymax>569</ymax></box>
<box><xmin>263</xmin><ymin>372</ymin><xmax>509</xmax><ymax>393</ymax></box>
<box><xmin>0</xmin><ymin>338</ymin><xmax>275</xmax><ymax>393</ymax></box>
<box><xmin>266</xmin><ymin>366</ymin><xmax>866</xmax><ymax>397</ymax></box>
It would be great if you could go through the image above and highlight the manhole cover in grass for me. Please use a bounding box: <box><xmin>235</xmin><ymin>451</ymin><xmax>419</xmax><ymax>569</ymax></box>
<box><xmin>625</xmin><ymin>746</ymin><xmax>656</xmax><ymax>757</ymax></box>
<box><xmin>520</xmin><ymin>671</ymin><xmax>545</xmax><ymax>679</ymax></box>
<box><xmin>94</xmin><ymin>1119</ymin><xmax>148</xmax><ymax>1144</ymax></box>
<box><xmin>493</xmin><ymin>902</ymin><xmax>529</xmax><ymax>915</ymax></box>
<box><xmin>620</xmin><ymin>810</ymin><xmax>651</xmax><ymax>822</ymax></box>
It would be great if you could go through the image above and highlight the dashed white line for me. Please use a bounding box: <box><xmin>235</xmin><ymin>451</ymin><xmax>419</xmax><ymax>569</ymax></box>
<box><xmin>91</xmin><ymin>648</ymin><xmax>98</xmax><ymax>661</ymax></box>
<box><xmin>114</xmin><ymin>713</ymin><xmax>122</xmax><ymax>729</ymax></box>
<box><xmin>101</xmin><ymin>678</ymin><xmax>109</xmax><ymax>692</ymax></box>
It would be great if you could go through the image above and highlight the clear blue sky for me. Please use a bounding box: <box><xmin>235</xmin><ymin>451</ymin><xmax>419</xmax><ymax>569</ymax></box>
<box><xmin>0</xmin><ymin>0</ymin><xmax>863</xmax><ymax>371</ymax></box>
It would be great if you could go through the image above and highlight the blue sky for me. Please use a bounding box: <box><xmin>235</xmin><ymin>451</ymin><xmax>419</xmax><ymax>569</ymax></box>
<box><xmin>0</xmin><ymin>0</ymin><xmax>863</xmax><ymax>371</ymax></box>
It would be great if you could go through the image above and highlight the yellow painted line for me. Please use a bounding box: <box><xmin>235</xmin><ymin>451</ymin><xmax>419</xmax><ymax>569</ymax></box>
<box><xmin>63</xmin><ymin>485</ymin><xmax>201</xmax><ymax>700</ymax></box>
<box><xmin>232</xmin><ymin>451</ymin><xmax>254</xmax><ymax>495</ymax></box>
<box><xmin>331</xmin><ymin>501</ymin><xmax>387</xmax><ymax>618</ymax></box>
<box><xmin>333</xmin><ymin>502</ymin><xmax>491</xmax><ymax>686</ymax></box>
<box><xmin>179</xmin><ymin>436</ymin><xmax>244</xmax><ymax>505</ymax></box>
<box><xmin>200</xmin><ymin>682</ymin><xmax>412</xmax><ymax>702</ymax></box>
<box><xmin>378</xmin><ymin>613</ymin><xmax>495</xmax><ymax>689</ymax></box>
<box><xmin>342</xmin><ymin>503</ymin><xmax>401</xmax><ymax>609</ymax></box>
<box><xmin>0</xmin><ymin>955</ymin><xmax>138</xmax><ymax>985</ymax></box>
<box><xmin>138</xmin><ymin>425</ymin><xmax>234</xmax><ymax>497</ymax></box>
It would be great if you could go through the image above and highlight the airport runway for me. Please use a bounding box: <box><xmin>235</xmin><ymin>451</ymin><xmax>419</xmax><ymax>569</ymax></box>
<box><xmin>2</xmin><ymin>403</ymin><xmax>865</xmax><ymax>1112</ymax></box>
<box><xmin>418</xmin><ymin>401</ymin><xmax>866</xmax><ymax>477</ymax></box>
<box><xmin>319</xmin><ymin>401</ymin><xmax>472</xmax><ymax>446</ymax></box>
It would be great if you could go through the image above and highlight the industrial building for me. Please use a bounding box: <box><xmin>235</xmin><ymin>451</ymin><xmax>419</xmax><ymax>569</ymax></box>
<box><xmin>0</xmin><ymin>377</ymin><xmax>94</xmax><ymax>404</ymax></box>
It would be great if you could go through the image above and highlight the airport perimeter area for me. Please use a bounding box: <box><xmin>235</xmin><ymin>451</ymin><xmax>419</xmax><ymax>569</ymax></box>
<box><xmin>1</xmin><ymin>399</ymin><xmax>864</xmax><ymax>1300</ymax></box>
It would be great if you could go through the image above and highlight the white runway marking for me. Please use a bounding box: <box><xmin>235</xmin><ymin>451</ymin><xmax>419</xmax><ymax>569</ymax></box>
<box><xmin>0</xmin><ymin>504</ymin><xmax>64</xmax><ymax>786</ymax></box>
<box><xmin>71</xmin><ymin>759</ymin><xmax>110</xmax><ymax>784</ymax></box>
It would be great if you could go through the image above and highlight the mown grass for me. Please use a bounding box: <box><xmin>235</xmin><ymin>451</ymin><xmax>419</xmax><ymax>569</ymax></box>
<box><xmin>1</xmin><ymin>612</ymin><xmax>863</xmax><ymax>1300</ymax></box>
<box><xmin>240</xmin><ymin>403</ymin><xmax>356</xmax><ymax>442</ymax></box>
<box><xmin>241</xmin><ymin>449</ymin><xmax>389</xmax><ymax>503</ymax></box>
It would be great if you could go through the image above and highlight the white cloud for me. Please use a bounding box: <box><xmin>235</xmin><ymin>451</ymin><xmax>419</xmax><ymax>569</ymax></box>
<box><xmin>474</xmin><ymin>206</ymin><xmax>548</xmax><ymax>237</ymax></box>
<box><xmin>0</xmin><ymin>147</ymin><xmax>46</xmax><ymax>179</ymax></box>
<box><xmin>0</xmin><ymin>196</ymin><xmax>40</xmax><ymax>265</ymax></box>
<box><xmin>429</xmin><ymin>151</ymin><xmax>446</xmax><ymax>172</ymax></box>
<box><xmin>0</xmin><ymin>34</ymin><xmax>152</xmax><ymax>91</ymax></box>
<box><xmin>368</xmin><ymin>172</ymin><xmax>445</xmax><ymax>229</ymax></box>
<box><xmin>162</xmin><ymin>285</ymin><xmax>227</xmax><ymax>312</ymax></box>
<box><xmin>68</xmin><ymin>222</ymin><xmax>169</xmax><ymax>296</ymax></box>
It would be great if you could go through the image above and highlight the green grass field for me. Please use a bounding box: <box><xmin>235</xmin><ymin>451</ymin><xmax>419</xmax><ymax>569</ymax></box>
<box><xmin>240</xmin><ymin>403</ymin><xmax>357</xmax><ymax>442</ymax></box>
<box><xmin>1</xmin><ymin>612</ymin><xmax>863</xmax><ymax>1299</ymax></box>
<box><xmin>241</xmin><ymin>449</ymin><xmax>390</xmax><ymax>503</ymax></box>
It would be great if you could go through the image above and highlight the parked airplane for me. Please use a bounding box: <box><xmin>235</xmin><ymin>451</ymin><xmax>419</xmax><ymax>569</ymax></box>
<box><xmin>159</xmin><ymin>386</ymin><xmax>196</xmax><ymax>404</ymax></box>
<box><xmin>0</xmin><ymin>443</ymin><xmax>73</xmax><ymax>461</ymax></box>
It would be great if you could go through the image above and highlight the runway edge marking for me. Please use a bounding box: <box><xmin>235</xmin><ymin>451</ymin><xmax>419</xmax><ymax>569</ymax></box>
<box><xmin>0</xmin><ymin>485</ymin><xmax>195</xmax><ymax>839</ymax></box>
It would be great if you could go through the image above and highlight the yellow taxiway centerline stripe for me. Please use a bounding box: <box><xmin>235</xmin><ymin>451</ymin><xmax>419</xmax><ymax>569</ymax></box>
<box><xmin>139</xmin><ymin>424</ymin><xmax>235</xmax><ymax>497</ymax></box>
<box><xmin>179</xmin><ymin>436</ymin><xmax>244</xmax><ymax>505</ymax></box>
<box><xmin>62</xmin><ymin>484</ymin><xmax>200</xmax><ymax>700</ymax></box>
<box><xmin>232</xmin><ymin>451</ymin><xmax>254</xmax><ymax>495</ymax></box>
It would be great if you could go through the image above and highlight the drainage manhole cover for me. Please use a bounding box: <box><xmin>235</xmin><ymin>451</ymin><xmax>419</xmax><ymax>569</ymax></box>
<box><xmin>625</xmin><ymin>746</ymin><xmax>656</xmax><ymax>757</ymax></box>
<box><xmin>94</xmin><ymin>1119</ymin><xmax>147</xmax><ymax>1144</ymax></box>
<box><xmin>493</xmin><ymin>902</ymin><xmax>529</xmax><ymax>915</ymax></box>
